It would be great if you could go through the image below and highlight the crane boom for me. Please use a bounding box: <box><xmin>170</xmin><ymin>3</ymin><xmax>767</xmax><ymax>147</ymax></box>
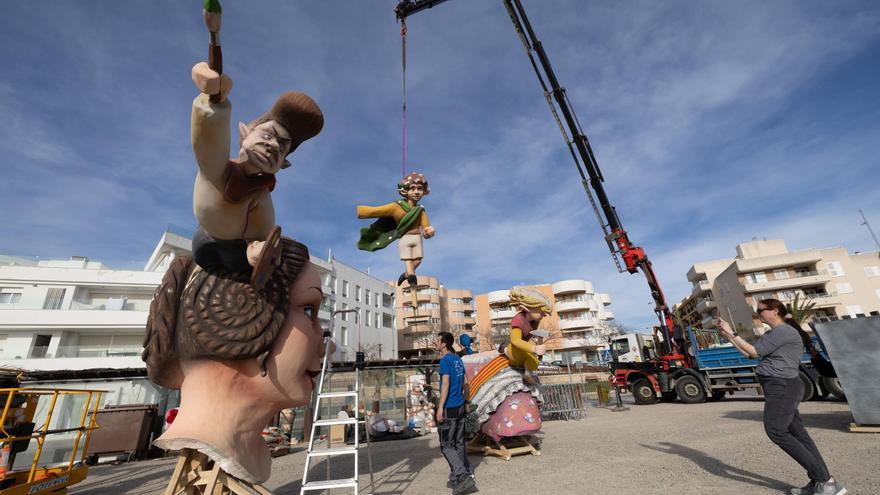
<box><xmin>395</xmin><ymin>0</ymin><xmax>681</xmax><ymax>356</ymax></box>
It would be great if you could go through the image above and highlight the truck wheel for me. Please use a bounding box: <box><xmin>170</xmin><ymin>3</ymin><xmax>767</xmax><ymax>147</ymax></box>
<box><xmin>821</xmin><ymin>376</ymin><xmax>846</xmax><ymax>401</ymax></box>
<box><xmin>798</xmin><ymin>371</ymin><xmax>815</xmax><ymax>402</ymax></box>
<box><xmin>674</xmin><ymin>375</ymin><xmax>706</xmax><ymax>404</ymax></box>
<box><xmin>630</xmin><ymin>379</ymin><xmax>658</xmax><ymax>405</ymax></box>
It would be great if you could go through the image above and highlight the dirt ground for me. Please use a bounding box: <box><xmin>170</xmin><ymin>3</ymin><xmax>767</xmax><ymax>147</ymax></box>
<box><xmin>71</xmin><ymin>395</ymin><xmax>878</xmax><ymax>495</ymax></box>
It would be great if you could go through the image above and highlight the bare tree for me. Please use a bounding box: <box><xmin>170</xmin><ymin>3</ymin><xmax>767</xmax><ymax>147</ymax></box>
<box><xmin>360</xmin><ymin>343</ymin><xmax>383</xmax><ymax>362</ymax></box>
<box><xmin>489</xmin><ymin>323</ymin><xmax>510</xmax><ymax>351</ymax></box>
<box><xmin>407</xmin><ymin>320</ymin><xmax>442</xmax><ymax>357</ymax></box>
<box><xmin>602</xmin><ymin>318</ymin><xmax>633</xmax><ymax>336</ymax></box>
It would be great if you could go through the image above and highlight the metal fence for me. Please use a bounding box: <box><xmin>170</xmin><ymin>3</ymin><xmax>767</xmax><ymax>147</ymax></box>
<box><xmin>271</xmin><ymin>367</ymin><xmax>599</xmax><ymax>440</ymax></box>
<box><xmin>537</xmin><ymin>382</ymin><xmax>592</xmax><ymax>421</ymax></box>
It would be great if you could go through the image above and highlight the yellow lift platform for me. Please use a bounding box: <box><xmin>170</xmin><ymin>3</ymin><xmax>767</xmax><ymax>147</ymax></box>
<box><xmin>0</xmin><ymin>386</ymin><xmax>103</xmax><ymax>495</ymax></box>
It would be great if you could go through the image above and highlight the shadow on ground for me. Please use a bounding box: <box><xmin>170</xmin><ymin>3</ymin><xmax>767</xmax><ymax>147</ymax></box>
<box><xmin>70</xmin><ymin>458</ymin><xmax>177</xmax><ymax>495</ymax></box>
<box><xmin>641</xmin><ymin>442</ymin><xmax>791</xmax><ymax>492</ymax></box>
<box><xmin>722</xmin><ymin>410</ymin><xmax>853</xmax><ymax>432</ymax></box>
<box><xmin>275</xmin><ymin>434</ymin><xmax>485</xmax><ymax>495</ymax></box>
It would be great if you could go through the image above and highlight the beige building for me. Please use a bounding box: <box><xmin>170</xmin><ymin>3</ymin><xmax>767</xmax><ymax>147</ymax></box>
<box><xmin>673</xmin><ymin>293</ymin><xmax>701</xmax><ymax>330</ymax></box>
<box><xmin>474</xmin><ymin>280</ymin><xmax>614</xmax><ymax>364</ymax></box>
<box><xmin>687</xmin><ymin>239</ymin><xmax>880</xmax><ymax>336</ymax></box>
<box><xmin>391</xmin><ymin>275</ymin><xmax>476</xmax><ymax>358</ymax></box>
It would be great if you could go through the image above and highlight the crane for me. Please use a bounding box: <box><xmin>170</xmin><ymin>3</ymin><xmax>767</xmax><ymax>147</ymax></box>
<box><xmin>394</xmin><ymin>0</ymin><xmax>684</xmax><ymax>362</ymax></box>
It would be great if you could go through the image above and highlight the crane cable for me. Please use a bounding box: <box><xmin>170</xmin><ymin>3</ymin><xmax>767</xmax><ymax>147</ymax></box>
<box><xmin>401</xmin><ymin>18</ymin><xmax>408</xmax><ymax>178</ymax></box>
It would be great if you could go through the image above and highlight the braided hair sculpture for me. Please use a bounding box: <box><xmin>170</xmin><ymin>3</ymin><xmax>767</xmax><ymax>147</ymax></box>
<box><xmin>142</xmin><ymin>237</ymin><xmax>309</xmax><ymax>389</ymax></box>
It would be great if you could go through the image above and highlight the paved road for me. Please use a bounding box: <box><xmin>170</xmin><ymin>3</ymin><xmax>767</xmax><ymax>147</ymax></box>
<box><xmin>71</xmin><ymin>396</ymin><xmax>877</xmax><ymax>494</ymax></box>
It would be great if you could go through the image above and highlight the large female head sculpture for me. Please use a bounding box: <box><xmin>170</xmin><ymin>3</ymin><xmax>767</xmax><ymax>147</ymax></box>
<box><xmin>143</xmin><ymin>237</ymin><xmax>325</xmax><ymax>483</ymax></box>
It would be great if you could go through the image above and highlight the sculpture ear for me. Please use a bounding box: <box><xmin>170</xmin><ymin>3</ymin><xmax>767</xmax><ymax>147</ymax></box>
<box><xmin>281</xmin><ymin>159</ymin><xmax>292</xmax><ymax>170</ymax></box>
<box><xmin>238</xmin><ymin>122</ymin><xmax>251</xmax><ymax>143</ymax></box>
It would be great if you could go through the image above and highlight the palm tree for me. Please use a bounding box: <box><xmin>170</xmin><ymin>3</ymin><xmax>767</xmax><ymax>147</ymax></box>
<box><xmin>787</xmin><ymin>293</ymin><xmax>818</xmax><ymax>327</ymax></box>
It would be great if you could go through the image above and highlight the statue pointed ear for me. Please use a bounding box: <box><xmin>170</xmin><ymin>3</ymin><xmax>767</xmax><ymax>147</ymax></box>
<box><xmin>238</xmin><ymin>122</ymin><xmax>251</xmax><ymax>143</ymax></box>
<box><xmin>281</xmin><ymin>159</ymin><xmax>292</xmax><ymax>170</ymax></box>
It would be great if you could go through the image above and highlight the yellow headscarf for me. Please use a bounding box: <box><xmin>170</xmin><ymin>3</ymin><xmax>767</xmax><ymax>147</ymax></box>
<box><xmin>508</xmin><ymin>286</ymin><xmax>553</xmax><ymax>315</ymax></box>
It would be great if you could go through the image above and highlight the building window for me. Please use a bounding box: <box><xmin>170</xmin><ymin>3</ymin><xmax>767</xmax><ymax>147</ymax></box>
<box><xmin>331</xmin><ymin>276</ymin><xmax>337</xmax><ymax>294</ymax></box>
<box><xmin>355</xmin><ymin>285</ymin><xmax>361</xmax><ymax>302</ymax></box>
<box><xmin>746</xmin><ymin>272</ymin><xmax>768</xmax><ymax>284</ymax></box>
<box><xmin>845</xmin><ymin>305</ymin><xmax>863</xmax><ymax>317</ymax></box>
<box><xmin>778</xmin><ymin>290</ymin><xmax>797</xmax><ymax>301</ymax></box>
<box><xmin>826</xmin><ymin>261</ymin><xmax>845</xmax><ymax>277</ymax></box>
<box><xmin>341</xmin><ymin>303</ymin><xmax>349</xmax><ymax>321</ymax></box>
<box><xmin>773</xmin><ymin>269</ymin><xmax>790</xmax><ymax>280</ymax></box>
<box><xmin>342</xmin><ymin>281</ymin><xmax>349</xmax><ymax>298</ymax></box>
<box><xmin>863</xmin><ymin>266</ymin><xmax>880</xmax><ymax>277</ymax></box>
<box><xmin>753</xmin><ymin>292</ymin><xmax>773</xmax><ymax>302</ymax></box>
<box><xmin>0</xmin><ymin>291</ymin><xmax>22</xmax><ymax>306</ymax></box>
<box><xmin>341</xmin><ymin>327</ymin><xmax>348</xmax><ymax>346</ymax></box>
<box><xmin>43</xmin><ymin>288</ymin><xmax>66</xmax><ymax>310</ymax></box>
<box><xmin>365</xmin><ymin>289</ymin><xmax>371</xmax><ymax>306</ymax></box>
<box><xmin>836</xmin><ymin>283</ymin><xmax>853</xmax><ymax>295</ymax></box>
<box><xmin>383</xmin><ymin>313</ymin><xmax>394</xmax><ymax>329</ymax></box>
<box><xmin>30</xmin><ymin>335</ymin><xmax>52</xmax><ymax>358</ymax></box>
<box><xmin>365</xmin><ymin>310</ymin><xmax>371</xmax><ymax>327</ymax></box>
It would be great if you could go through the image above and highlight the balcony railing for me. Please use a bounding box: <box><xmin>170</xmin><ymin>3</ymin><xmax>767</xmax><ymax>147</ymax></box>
<box><xmin>8</xmin><ymin>345</ymin><xmax>144</xmax><ymax>360</ymax></box>
<box><xmin>1</xmin><ymin>300</ymin><xmax>146</xmax><ymax>311</ymax></box>
<box><xmin>692</xmin><ymin>280</ymin><xmax>711</xmax><ymax>293</ymax></box>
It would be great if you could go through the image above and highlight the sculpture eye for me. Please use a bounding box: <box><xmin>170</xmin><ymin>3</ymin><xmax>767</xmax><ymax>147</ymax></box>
<box><xmin>262</xmin><ymin>132</ymin><xmax>272</xmax><ymax>140</ymax></box>
<box><xmin>304</xmin><ymin>305</ymin><xmax>316</xmax><ymax>319</ymax></box>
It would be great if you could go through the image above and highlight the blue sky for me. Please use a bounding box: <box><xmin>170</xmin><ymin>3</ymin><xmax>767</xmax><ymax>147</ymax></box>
<box><xmin>1</xmin><ymin>1</ymin><xmax>879</xmax><ymax>330</ymax></box>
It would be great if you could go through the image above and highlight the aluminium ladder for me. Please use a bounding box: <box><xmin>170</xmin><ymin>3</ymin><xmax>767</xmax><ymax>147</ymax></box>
<box><xmin>300</xmin><ymin>312</ymin><xmax>374</xmax><ymax>494</ymax></box>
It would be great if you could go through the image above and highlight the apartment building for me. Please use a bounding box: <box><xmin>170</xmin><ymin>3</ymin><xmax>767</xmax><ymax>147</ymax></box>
<box><xmin>687</xmin><ymin>239</ymin><xmax>880</xmax><ymax>336</ymax></box>
<box><xmin>391</xmin><ymin>276</ymin><xmax>476</xmax><ymax>358</ymax></box>
<box><xmin>0</xmin><ymin>250</ymin><xmax>168</xmax><ymax>409</ymax></box>
<box><xmin>474</xmin><ymin>279</ymin><xmax>615</xmax><ymax>364</ymax></box>
<box><xmin>323</xmin><ymin>258</ymin><xmax>397</xmax><ymax>361</ymax></box>
<box><xmin>673</xmin><ymin>293</ymin><xmax>701</xmax><ymax>330</ymax></box>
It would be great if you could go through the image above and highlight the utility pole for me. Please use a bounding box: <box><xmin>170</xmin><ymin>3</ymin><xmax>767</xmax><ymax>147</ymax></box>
<box><xmin>859</xmin><ymin>209</ymin><xmax>880</xmax><ymax>251</ymax></box>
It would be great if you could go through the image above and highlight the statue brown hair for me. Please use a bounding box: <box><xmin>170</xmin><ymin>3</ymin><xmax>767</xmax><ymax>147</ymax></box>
<box><xmin>143</xmin><ymin>237</ymin><xmax>310</xmax><ymax>389</ymax></box>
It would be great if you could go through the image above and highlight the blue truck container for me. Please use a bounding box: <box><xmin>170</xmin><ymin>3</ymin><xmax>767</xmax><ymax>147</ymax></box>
<box><xmin>687</xmin><ymin>327</ymin><xmax>833</xmax><ymax>401</ymax></box>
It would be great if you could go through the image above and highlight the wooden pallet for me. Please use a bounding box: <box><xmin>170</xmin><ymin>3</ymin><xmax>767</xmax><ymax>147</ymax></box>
<box><xmin>848</xmin><ymin>423</ymin><xmax>880</xmax><ymax>433</ymax></box>
<box><xmin>467</xmin><ymin>432</ymin><xmax>540</xmax><ymax>461</ymax></box>
<box><xmin>163</xmin><ymin>448</ymin><xmax>273</xmax><ymax>495</ymax></box>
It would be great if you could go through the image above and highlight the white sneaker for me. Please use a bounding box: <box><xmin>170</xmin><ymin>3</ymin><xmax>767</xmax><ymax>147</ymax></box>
<box><xmin>813</xmin><ymin>480</ymin><xmax>846</xmax><ymax>495</ymax></box>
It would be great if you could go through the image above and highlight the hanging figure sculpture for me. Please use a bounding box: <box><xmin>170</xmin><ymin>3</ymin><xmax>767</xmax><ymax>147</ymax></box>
<box><xmin>190</xmin><ymin>1</ymin><xmax>323</xmax><ymax>290</ymax></box>
<box><xmin>356</xmin><ymin>172</ymin><xmax>435</xmax><ymax>309</ymax></box>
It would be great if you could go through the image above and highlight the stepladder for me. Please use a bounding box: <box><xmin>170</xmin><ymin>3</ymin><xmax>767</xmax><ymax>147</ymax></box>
<box><xmin>300</xmin><ymin>330</ymin><xmax>374</xmax><ymax>495</ymax></box>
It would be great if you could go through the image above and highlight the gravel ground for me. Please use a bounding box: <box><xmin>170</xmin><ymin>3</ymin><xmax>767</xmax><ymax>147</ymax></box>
<box><xmin>71</xmin><ymin>396</ymin><xmax>878</xmax><ymax>495</ymax></box>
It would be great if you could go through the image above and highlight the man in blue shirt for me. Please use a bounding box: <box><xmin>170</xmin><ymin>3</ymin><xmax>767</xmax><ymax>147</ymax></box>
<box><xmin>435</xmin><ymin>332</ymin><xmax>476</xmax><ymax>494</ymax></box>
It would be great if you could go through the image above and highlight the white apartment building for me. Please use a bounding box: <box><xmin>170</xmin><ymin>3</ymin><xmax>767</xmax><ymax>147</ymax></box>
<box><xmin>319</xmin><ymin>258</ymin><xmax>397</xmax><ymax>361</ymax></box>
<box><xmin>475</xmin><ymin>279</ymin><xmax>615</xmax><ymax>364</ymax></box>
<box><xmin>687</xmin><ymin>239</ymin><xmax>880</xmax><ymax>335</ymax></box>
